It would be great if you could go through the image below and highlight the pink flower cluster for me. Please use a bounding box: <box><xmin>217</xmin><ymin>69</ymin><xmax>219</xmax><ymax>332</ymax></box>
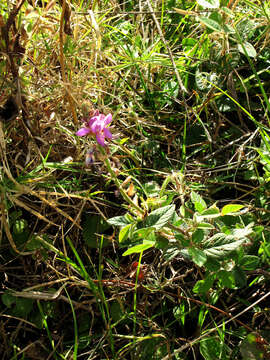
<box><xmin>76</xmin><ymin>110</ymin><xmax>113</xmax><ymax>147</ymax></box>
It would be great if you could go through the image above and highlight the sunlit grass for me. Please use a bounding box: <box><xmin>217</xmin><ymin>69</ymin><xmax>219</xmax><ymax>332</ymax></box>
<box><xmin>1</xmin><ymin>0</ymin><xmax>270</xmax><ymax>359</ymax></box>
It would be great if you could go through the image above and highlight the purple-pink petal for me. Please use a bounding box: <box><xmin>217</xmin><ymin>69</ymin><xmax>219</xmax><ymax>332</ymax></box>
<box><xmin>91</xmin><ymin>120</ymin><xmax>101</xmax><ymax>133</ymax></box>
<box><xmin>96</xmin><ymin>133</ymin><xmax>105</xmax><ymax>146</ymax></box>
<box><xmin>76</xmin><ymin>127</ymin><xmax>91</xmax><ymax>137</ymax></box>
<box><xmin>104</xmin><ymin>113</ymin><xmax>112</xmax><ymax>125</ymax></box>
<box><xmin>76</xmin><ymin>110</ymin><xmax>113</xmax><ymax>146</ymax></box>
<box><xmin>104</xmin><ymin>127</ymin><xmax>112</xmax><ymax>139</ymax></box>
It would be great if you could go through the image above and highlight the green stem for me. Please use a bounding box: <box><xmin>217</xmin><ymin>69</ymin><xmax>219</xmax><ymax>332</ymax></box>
<box><xmin>99</xmin><ymin>145</ymin><xmax>144</xmax><ymax>214</ymax></box>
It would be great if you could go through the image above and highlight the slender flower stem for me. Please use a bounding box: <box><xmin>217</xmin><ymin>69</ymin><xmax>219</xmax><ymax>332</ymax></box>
<box><xmin>98</xmin><ymin>146</ymin><xmax>144</xmax><ymax>214</ymax></box>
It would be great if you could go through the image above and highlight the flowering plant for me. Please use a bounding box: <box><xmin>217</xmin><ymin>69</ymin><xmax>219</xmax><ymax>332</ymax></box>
<box><xmin>76</xmin><ymin>110</ymin><xmax>113</xmax><ymax>147</ymax></box>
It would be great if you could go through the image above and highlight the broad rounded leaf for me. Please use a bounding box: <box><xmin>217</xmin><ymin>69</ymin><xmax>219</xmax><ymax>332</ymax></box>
<box><xmin>119</xmin><ymin>224</ymin><xmax>132</xmax><ymax>243</ymax></box>
<box><xmin>237</xmin><ymin>42</ymin><xmax>257</xmax><ymax>58</ymax></box>
<box><xmin>189</xmin><ymin>247</ymin><xmax>207</xmax><ymax>266</ymax></box>
<box><xmin>221</xmin><ymin>204</ymin><xmax>244</xmax><ymax>216</ymax></box>
<box><xmin>107</xmin><ymin>215</ymin><xmax>134</xmax><ymax>227</ymax></box>
<box><xmin>144</xmin><ymin>205</ymin><xmax>175</xmax><ymax>230</ymax></box>
<box><xmin>193</xmin><ymin>274</ymin><xmax>215</xmax><ymax>294</ymax></box>
<box><xmin>2</xmin><ymin>292</ymin><xmax>16</xmax><ymax>308</ymax></box>
<box><xmin>239</xmin><ymin>255</ymin><xmax>259</xmax><ymax>270</ymax></box>
<box><xmin>217</xmin><ymin>270</ymin><xmax>235</xmax><ymax>289</ymax></box>
<box><xmin>200</xmin><ymin>337</ymin><xmax>225</xmax><ymax>360</ymax></box>
<box><xmin>203</xmin><ymin>233</ymin><xmax>246</xmax><ymax>259</ymax></box>
<box><xmin>122</xmin><ymin>240</ymin><xmax>154</xmax><ymax>256</ymax></box>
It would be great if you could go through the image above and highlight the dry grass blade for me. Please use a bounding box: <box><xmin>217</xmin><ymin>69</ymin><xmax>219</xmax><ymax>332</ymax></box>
<box><xmin>146</xmin><ymin>0</ymin><xmax>187</xmax><ymax>94</ymax></box>
<box><xmin>0</xmin><ymin>194</ymin><xmax>33</xmax><ymax>255</ymax></box>
<box><xmin>59</xmin><ymin>0</ymin><xmax>78</xmax><ymax>125</ymax></box>
<box><xmin>7</xmin><ymin>194</ymin><xmax>58</xmax><ymax>227</ymax></box>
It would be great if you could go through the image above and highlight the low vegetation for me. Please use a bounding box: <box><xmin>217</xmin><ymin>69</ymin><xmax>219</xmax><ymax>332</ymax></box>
<box><xmin>1</xmin><ymin>0</ymin><xmax>270</xmax><ymax>359</ymax></box>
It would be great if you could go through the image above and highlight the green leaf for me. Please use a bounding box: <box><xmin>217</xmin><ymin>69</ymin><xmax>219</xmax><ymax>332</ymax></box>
<box><xmin>203</xmin><ymin>233</ymin><xmax>246</xmax><ymax>259</ymax></box>
<box><xmin>144</xmin><ymin>181</ymin><xmax>160</xmax><ymax>197</ymax></box>
<box><xmin>2</xmin><ymin>292</ymin><xmax>16</xmax><ymax>308</ymax></box>
<box><xmin>237</xmin><ymin>42</ymin><xmax>257</xmax><ymax>58</ymax></box>
<box><xmin>122</xmin><ymin>240</ymin><xmax>154</xmax><ymax>256</ymax></box>
<box><xmin>193</xmin><ymin>274</ymin><xmax>215</xmax><ymax>294</ymax></box>
<box><xmin>13</xmin><ymin>219</ymin><xmax>28</xmax><ymax>235</ymax></box>
<box><xmin>173</xmin><ymin>303</ymin><xmax>186</xmax><ymax>325</ymax></box>
<box><xmin>13</xmin><ymin>298</ymin><xmax>34</xmax><ymax>317</ymax></box>
<box><xmin>192</xmin><ymin>229</ymin><xmax>204</xmax><ymax>244</ymax></box>
<box><xmin>239</xmin><ymin>255</ymin><xmax>259</xmax><ymax>270</ymax></box>
<box><xmin>197</xmin><ymin>205</ymin><xmax>220</xmax><ymax>220</ymax></box>
<box><xmin>204</xmin><ymin>258</ymin><xmax>220</xmax><ymax>271</ymax></box>
<box><xmin>197</xmin><ymin>222</ymin><xmax>215</xmax><ymax>229</ymax></box>
<box><xmin>119</xmin><ymin>224</ymin><xmax>132</xmax><ymax>243</ymax></box>
<box><xmin>217</xmin><ymin>270</ymin><xmax>235</xmax><ymax>289</ymax></box>
<box><xmin>189</xmin><ymin>247</ymin><xmax>207</xmax><ymax>266</ymax></box>
<box><xmin>83</xmin><ymin>215</ymin><xmax>110</xmax><ymax>248</ymax></box>
<box><xmin>163</xmin><ymin>246</ymin><xmax>181</xmax><ymax>261</ymax></box>
<box><xmin>240</xmin><ymin>333</ymin><xmax>266</xmax><ymax>359</ymax></box>
<box><xmin>200</xmin><ymin>337</ymin><xmax>227</xmax><ymax>360</ymax></box>
<box><xmin>232</xmin><ymin>223</ymin><xmax>254</xmax><ymax>239</ymax></box>
<box><xmin>26</xmin><ymin>236</ymin><xmax>43</xmax><ymax>251</ymax></box>
<box><xmin>107</xmin><ymin>214</ymin><xmax>134</xmax><ymax>227</ymax></box>
<box><xmin>182</xmin><ymin>37</ymin><xmax>197</xmax><ymax>51</ymax></box>
<box><xmin>111</xmin><ymin>301</ymin><xmax>124</xmax><ymax>323</ymax></box>
<box><xmin>191</xmin><ymin>191</ymin><xmax>207</xmax><ymax>213</ymax></box>
<box><xmin>198</xmin><ymin>17</ymin><xmax>223</xmax><ymax>32</ymax></box>
<box><xmin>144</xmin><ymin>205</ymin><xmax>175</xmax><ymax>230</ymax></box>
<box><xmin>197</xmin><ymin>0</ymin><xmax>219</xmax><ymax>9</ymax></box>
<box><xmin>233</xmin><ymin>266</ymin><xmax>247</xmax><ymax>288</ymax></box>
<box><xmin>132</xmin><ymin>227</ymin><xmax>155</xmax><ymax>241</ymax></box>
<box><xmin>155</xmin><ymin>236</ymin><xmax>169</xmax><ymax>249</ymax></box>
<box><xmin>221</xmin><ymin>204</ymin><xmax>244</xmax><ymax>216</ymax></box>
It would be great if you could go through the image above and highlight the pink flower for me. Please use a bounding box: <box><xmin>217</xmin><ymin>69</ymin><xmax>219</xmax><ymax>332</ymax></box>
<box><xmin>76</xmin><ymin>111</ymin><xmax>113</xmax><ymax>147</ymax></box>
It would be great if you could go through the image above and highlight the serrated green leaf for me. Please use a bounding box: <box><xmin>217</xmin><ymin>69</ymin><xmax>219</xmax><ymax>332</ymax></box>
<box><xmin>232</xmin><ymin>223</ymin><xmax>253</xmax><ymax>239</ymax></box>
<box><xmin>203</xmin><ymin>233</ymin><xmax>246</xmax><ymax>259</ymax></box>
<box><xmin>107</xmin><ymin>214</ymin><xmax>134</xmax><ymax>227</ymax></box>
<box><xmin>197</xmin><ymin>0</ymin><xmax>219</xmax><ymax>9</ymax></box>
<box><xmin>202</xmin><ymin>205</ymin><xmax>220</xmax><ymax>216</ymax></box>
<box><xmin>192</xmin><ymin>229</ymin><xmax>204</xmax><ymax>244</ymax></box>
<box><xmin>191</xmin><ymin>191</ymin><xmax>207</xmax><ymax>213</ymax></box>
<box><xmin>164</xmin><ymin>246</ymin><xmax>181</xmax><ymax>261</ymax></box>
<box><xmin>197</xmin><ymin>205</ymin><xmax>220</xmax><ymax>220</ymax></box>
<box><xmin>189</xmin><ymin>247</ymin><xmax>207</xmax><ymax>266</ymax></box>
<box><xmin>221</xmin><ymin>204</ymin><xmax>244</xmax><ymax>216</ymax></box>
<box><xmin>233</xmin><ymin>266</ymin><xmax>247</xmax><ymax>288</ymax></box>
<box><xmin>144</xmin><ymin>205</ymin><xmax>175</xmax><ymax>230</ymax></box>
<box><xmin>239</xmin><ymin>255</ymin><xmax>259</xmax><ymax>270</ymax></box>
<box><xmin>122</xmin><ymin>240</ymin><xmax>154</xmax><ymax>256</ymax></box>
